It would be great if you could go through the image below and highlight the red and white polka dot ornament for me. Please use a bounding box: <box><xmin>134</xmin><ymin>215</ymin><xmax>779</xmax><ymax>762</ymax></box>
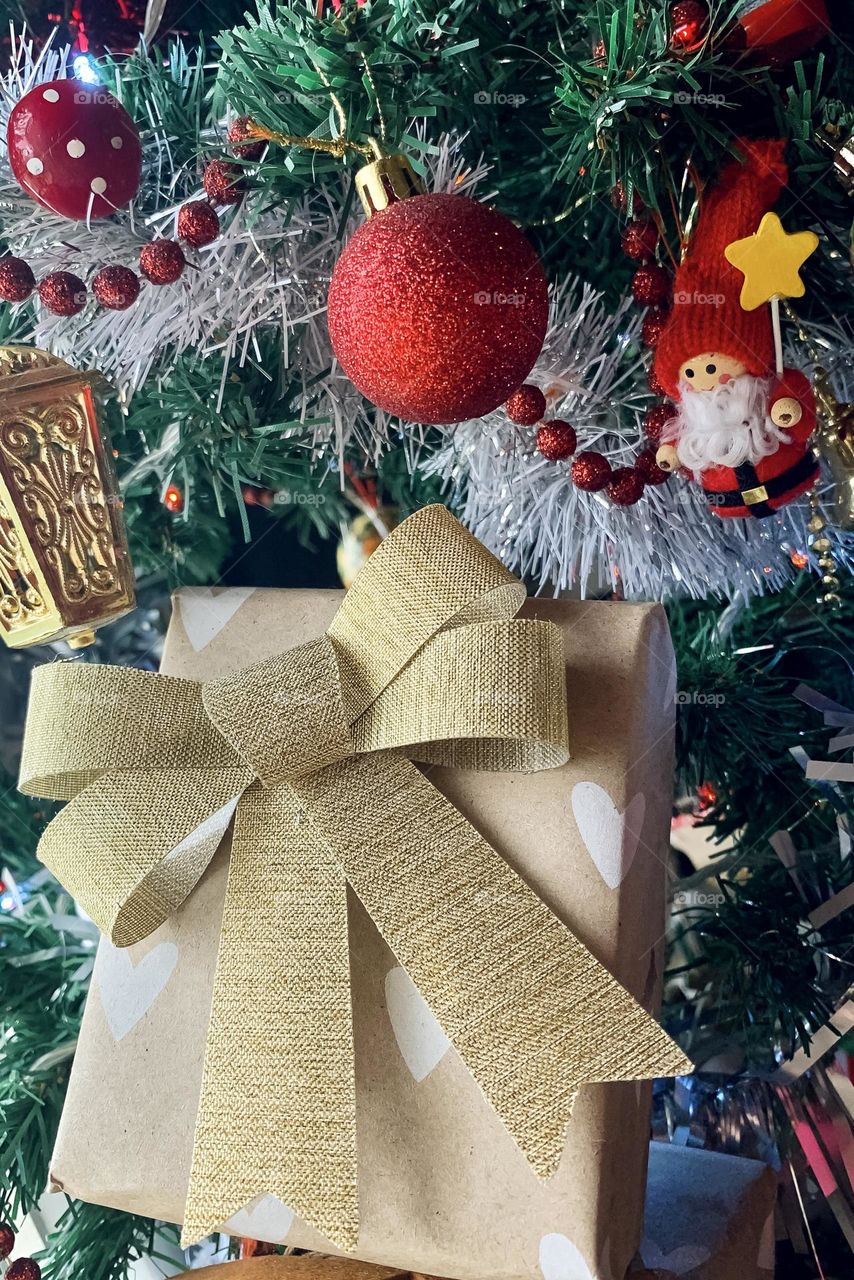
<box><xmin>6</xmin><ymin>79</ymin><xmax>141</xmax><ymax>221</ymax></box>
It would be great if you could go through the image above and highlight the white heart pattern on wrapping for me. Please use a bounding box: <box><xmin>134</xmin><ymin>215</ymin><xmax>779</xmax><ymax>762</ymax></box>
<box><xmin>640</xmin><ymin>1239</ymin><xmax>712</xmax><ymax>1275</ymax></box>
<box><xmin>96</xmin><ymin>941</ymin><xmax>178</xmax><ymax>1041</ymax></box>
<box><xmin>538</xmin><ymin>1233</ymin><xmax>596</xmax><ymax>1280</ymax></box>
<box><xmin>571</xmin><ymin>782</ymin><xmax>646</xmax><ymax>890</ymax></box>
<box><xmin>178</xmin><ymin>587</ymin><xmax>256</xmax><ymax>652</ymax></box>
<box><xmin>222</xmin><ymin>1194</ymin><xmax>295</xmax><ymax>1243</ymax></box>
<box><xmin>385</xmin><ymin>965</ymin><xmax>451</xmax><ymax>1082</ymax></box>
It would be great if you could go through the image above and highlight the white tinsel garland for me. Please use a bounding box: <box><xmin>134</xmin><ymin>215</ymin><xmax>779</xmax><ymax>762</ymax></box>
<box><xmin>423</xmin><ymin>283</ymin><xmax>854</xmax><ymax>601</ymax></box>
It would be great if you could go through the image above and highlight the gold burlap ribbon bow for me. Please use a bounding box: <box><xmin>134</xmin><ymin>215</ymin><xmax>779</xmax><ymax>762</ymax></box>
<box><xmin>19</xmin><ymin>505</ymin><xmax>690</xmax><ymax>1251</ymax></box>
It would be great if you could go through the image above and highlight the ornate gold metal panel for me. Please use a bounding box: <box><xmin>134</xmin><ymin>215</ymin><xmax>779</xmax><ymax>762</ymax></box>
<box><xmin>0</xmin><ymin>346</ymin><xmax>135</xmax><ymax>647</ymax></box>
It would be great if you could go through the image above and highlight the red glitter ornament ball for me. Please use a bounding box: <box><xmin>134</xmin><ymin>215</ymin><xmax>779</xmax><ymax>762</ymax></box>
<box><xmin>621</xmin><ymin>219</ymin><xmax>658</xmax><ymax>263</ymax></box>
<box><xmin>635</xmin><ymin>447</ymin><xmax>670</xmax><ymax>485</ymax></box>
<box><xmin>571</xmin><ymin>450</ymin><xmax>612</xmax><ymax>492</ymax></box>
<box><xmin>607</xmin><ymin>465</ymin><xmax>645</xmax><ymax>506</ymax></box>
<box><xmin>92</xmin><ymin>265</ymin><xmax>140</xmax><ymax>310</ymax></box>
<box><xmin>203</xmin><ymin>159</ymin><xmax>245</xmax><ymax>206</ymax></box>
<box><xmin>7</xmin><ymin>1259</ymin><xmax>41</xmax><ymax>1280</ymax></box>
<box><xmin>670</xmin><ymin>0</ymin><xmax>708</xmax><ymax>50</ymax></box>
<box><xmin>177</xmin><ymin>200</ymin><xmax>220</xmax><ymax>248</ymax></box>
<box><xmin>644</xmin><ymin>403</ymin><xmax>677</xmax><ymax>441</ymax></box>
<box><xmin>228</xmin><ymin>116</ymin><xmax>265</xmax><ymax>161</ymax></box>
<box><xmin>0</xmin><ymin>1224</ymin><xmax>15</xmax><ymax>1260</ymax></box>
<box><xmin>39</xmin><ymin>270</ymin><xmax>86</xmax><ymax>315</ymax></box>
<box><xmin>632</xmin><ymin>264</ymin><xmax>671</xmax><ymax>307</ymax></box>
<box><xmin>0</xmin><ymin>256</ymin><xmax>35</xmax><ymax>302</ymax></box>
<box><xmin>642</xmin><ymin>307</ymin><xmax>669</xmax><ymax>348</ymax></box>
<box><xmin>7</xmin><ymin>79</ymin><xmax>141</xmax><ymax>221</ymax></box>
<box><xmin>327</xmin><ymin>193</ymin><xmax>549</xmax><ymax>424</ymax></box>
<box><xmin>507</xmin><ymin>384</ymin><xmax>547</xmax><ymax>426</ymax></box>
<box><xmin>536</xmin><ymin>420</ymin><xmax>577</xmax><ymax>461</ymax></box>
<box><xmin>139</xmin><ymin>240</ymin><xmax>185</xmax><ymax>285</ymax></box>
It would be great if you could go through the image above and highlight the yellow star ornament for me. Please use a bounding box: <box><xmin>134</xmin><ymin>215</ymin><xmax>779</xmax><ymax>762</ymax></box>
<box><xmin>724</xmin><ymin>212</ymin><xmax>819</xmax><ymax>311</ymax></box>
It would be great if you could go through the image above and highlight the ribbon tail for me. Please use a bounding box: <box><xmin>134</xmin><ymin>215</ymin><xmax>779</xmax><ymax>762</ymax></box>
<box><xmin>296</xmin><ymin>755</ymin><xmax>691</xmax><ymax>1182</ymax></box>
<box><xmin>182</xmin><ymin>783</ymin><xmax>358</xmax><ymax>1251</ymax></box>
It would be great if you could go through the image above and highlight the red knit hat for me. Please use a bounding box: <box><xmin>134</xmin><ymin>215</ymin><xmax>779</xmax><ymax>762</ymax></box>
<box><xmin>654</xmin><ymin>139</ymin><xmax>789</xmax><ymax>399</ymax></box>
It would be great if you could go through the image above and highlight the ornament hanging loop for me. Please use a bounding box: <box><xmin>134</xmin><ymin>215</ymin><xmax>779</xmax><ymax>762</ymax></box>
<box><xmin>355</xmin><ymin>151</ymin><xmax>423</xmax><ymax>217</ymax></box>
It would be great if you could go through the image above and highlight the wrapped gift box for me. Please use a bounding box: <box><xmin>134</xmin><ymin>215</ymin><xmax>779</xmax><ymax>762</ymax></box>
<box><xmin>641</xmin><ymin>1142</ymin><xmax>776</xmax><ymax>1278</ymax></box>
<box><xmin>48</xmin><ymin>585</ymin><xmax>678</xmax><ymax>1280</ymax></box>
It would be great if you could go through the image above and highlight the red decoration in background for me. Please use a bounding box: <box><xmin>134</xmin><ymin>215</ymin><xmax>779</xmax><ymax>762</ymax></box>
<box><xmin>571</xmin><ymin>451</ymin><xmax>612</xmax><ymax>492</ymax></box>
<box><xmin>642</xmin><ymin>307</ymin><xmax>669</xmax><ymax>349</ymax></box>
<box><xmin>92</xmin><ymin>265</ymin><xmax>140</xmax><ymax>310</ymax></box>
<box><xmin>735</xmin><ymin>0</ymin><xmax>830</xmax><ymax>67</ymax></box>
<box><xmin>669</xmin><ymin>1</ymin><xmax>709</xmax><ymax>52</ymax></box>
<box><xmin>635</xmin><ymin>448</ymin><xmax>670</xmax><ymax>486</ymax></box>
<box><xmin>228</xmin><ymin>117</ymin><xmax>266</xmax><ymax>162</ymax></box>
<box><xmin>644</xmin><ymin>403</ymin><xmax>677</xmax><ymax>442</ymax></box>
<box><xmin>536</xmin><ymin>420</ymin><xmax>577</xmax><ymax>461</ymax></box>
<box><xmin>0</xmin><ymin>257</ymin><xmax>35</xmax><ymax>302</ymax></box>
<box><xmin>178</xmin><ymin>200</ymin><xmax>220</xmax><ymax>248</ymax></box>
<box><xmin>621</xmin><ymin>219</ymin><xmax>659</xmax><ymax>263</ymax></box>
<box><xmin>632</xmin><ymin>264</ymin><xmax>671</xmax><ymax>307</ymax></box>
<box><xmin>327</xmin><ymin>192</ymin><xmax>549</xmax><ymax>424</ymax></box>
<box><xmin>39</xmin><ymin>270</ymin><xmax>86</xmax><ymax>315</ymax></box>
<box><xmin>6</xmin><ymin>1261</ymin><xmax>41</xmax><ymax>1280</ymax></box>
<box><xmin>6</xmin><ymin>79</ymin><xmax>141</xmax><ymax>221</ymax></box>
<box><xmin>607</xmin><ymin>466</ymin><xmax>645</xmax><ymax>505</ymax></box>
<box><xmin>507</xmin><ymin>384</ymin><xmax>547</xmax><ymax>426</ymax></box>
<box><xmin>163</xmin><ymin>483</ymin><xmax>184</xmax><ymax>513</ymax></box>
<box><xmin>139</xmin><ymin>240</ymin><xmax>185</xmax><ymax>285</ymax></box>
<box><xmin>0</xmin><ymin>1224</ymin><xmax>15</xmax><ymax>1260</ymax></box>
<box><xmin>203</xmin><ymin>159</ymin><xmax>246</xmax><ymax>205</ymax></box>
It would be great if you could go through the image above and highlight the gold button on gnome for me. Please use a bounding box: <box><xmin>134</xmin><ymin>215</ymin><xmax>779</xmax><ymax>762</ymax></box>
<box><xmin>0</xmin><ymin>346</ymin><xmax>135</xmax><ymax>648</ymax></box>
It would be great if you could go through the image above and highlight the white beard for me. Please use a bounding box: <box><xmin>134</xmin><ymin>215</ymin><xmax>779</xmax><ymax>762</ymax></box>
<box><xmin>674</xmin><ymin>374</ymin><xmax>789</xmax><ymax>473</ymax></box>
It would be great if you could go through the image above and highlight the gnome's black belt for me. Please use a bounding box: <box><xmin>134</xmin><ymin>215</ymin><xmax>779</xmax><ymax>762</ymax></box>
<box><xmin>706</xmin><ymin>454</ymin><xmax>819</xmax><ymax>518</ymax></box>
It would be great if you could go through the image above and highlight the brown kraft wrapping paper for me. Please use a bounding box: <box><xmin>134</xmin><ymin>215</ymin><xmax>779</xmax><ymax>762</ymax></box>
<box><xmin>48</xmin><ymin>587</ymin><xmax>678</xmax><ymax>1280</ymax></box>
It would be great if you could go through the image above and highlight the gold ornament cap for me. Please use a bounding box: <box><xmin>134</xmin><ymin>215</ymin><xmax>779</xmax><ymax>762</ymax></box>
<box><xmin>355</xmin><ymin>153</ymin><xmax>423</xmax><ymax>217</ymax></box>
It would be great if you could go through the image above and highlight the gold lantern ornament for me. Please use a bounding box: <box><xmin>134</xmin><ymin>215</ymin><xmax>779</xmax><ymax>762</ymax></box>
<box><xmin>0</xmin><ymin>346</ymin><xmax>135</xmax><ymax>649</ymax></box>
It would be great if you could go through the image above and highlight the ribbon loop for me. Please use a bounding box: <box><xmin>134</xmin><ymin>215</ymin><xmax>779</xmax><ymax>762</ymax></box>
<box><xmin>20</xmin><ymin>505</ymin><xmax>691</xmax><ymax>1252</ymax></box>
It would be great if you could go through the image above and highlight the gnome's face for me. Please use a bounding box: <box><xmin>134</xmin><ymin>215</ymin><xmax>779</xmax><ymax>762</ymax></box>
<box><xmin>673</xmin><ymin>364</ymin><xmax>790</xmax><ymax>473</ymax></box>
<box><xmin>678</xmin><ymin>351</ymin><xmax>748</xmax><ymax>393</ymax></box>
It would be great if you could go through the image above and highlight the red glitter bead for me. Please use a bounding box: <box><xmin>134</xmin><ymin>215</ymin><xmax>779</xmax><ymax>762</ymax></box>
<box><xmin>635</xmin><ymin>447</ymin><xmax>670</xmax><ymax>485</ymax></box>
<box><xmin>536</xmin><ymin>420</ymin><xmax>577</xmax><ymax>461</ymax></box>
<box><xmin>177</xmin><ymin>200</ymin><xmax>220</xmax><ymax>248</ymax></box>
<box><xmin>670</xmin><ymin>1</ymin><xmax>708</xmax><ymax>50</ymax></box>
<box><xmin>644</xmin><ymin>403</ymin><xmax>678</xmax><ymax>441</ymax></box>
<box><xmin>571</xmin><ymin>450</ymin><xmax>612</xmax><ymax>492</ymax></box>
<box><xmin>592</xmin><ymin>38</ymin><xmax>607</xmax><ymax>65</ymax></box>
<box><xmin>92</xmin><ymin>265</ymin><xmax>140</xmax><ymax>310</ymax></box>
<box><xmin>139</xmin><ymin>240</ymin><xmax>185</xmax><ymax>285</ymax></box>
<box><xmin>0</xmin><ymin>256</ymin><xmax>35</xmax><ymax>302</ymax></box>
<box><xmin>607</xmin><ymin>465</ymin><xmax>645</xmax><ymax>505</ymax></box>
<box><xmin>648</xmin><ymin>366</ymin><xmax>668</xmax><ymax>397</ymax></box>
<box><xmin>203</xmin><ymin>159</ymin><xmax>246</xmax><ymax>206</ymax></box>
<box><xmin>507</xmin><ymin>384</ymin><xmax>547</xmax><ymax>426</ymax></box>
<box><xmin>632</xmin><ymin>264</ymin><xmax>671</xmax><ymax>307</ymax></box>
<box><xmin>610</xmin><ymin>181</ymin><xmax>644</xmax><ymax>216</ymax></box>
<box><xmin>7</xmin><ymin>1260</ymin><xmax>41</xmax><ymax>1280</ymax></box>
<box><xmin>327</xmin><ymin>193</ymin><xmax>549</xmax><ymax>424</ymax></box>
<box><xmin>227</xmin><ymin>116</ymin><xmax>265</xmax><ymax>161</ymax></box>
<box><xmin>621</xmin><ymin>219</ymin><xmax>658</xmax><ymax>263</ymax></box>
<box><xmin>642</xmin><ymin>307</ymin><xmax>669</xmax><ymax>348</ymax></box>
<box><xmin>38</xmin><ymin>270</ymin><xmax>86</xmax><ymax>315</ymax></box>
<box><xmin>0</xmin><ymin>1224</ymin><xmax>15</xmax><ymax>1260</ymax></box>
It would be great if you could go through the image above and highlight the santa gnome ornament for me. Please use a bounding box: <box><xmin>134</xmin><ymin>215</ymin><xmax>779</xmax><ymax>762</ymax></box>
<box><xmin>654</xmin><ymin>139</ymin><xmax>819</xmax><ymax>518</ymax></box>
